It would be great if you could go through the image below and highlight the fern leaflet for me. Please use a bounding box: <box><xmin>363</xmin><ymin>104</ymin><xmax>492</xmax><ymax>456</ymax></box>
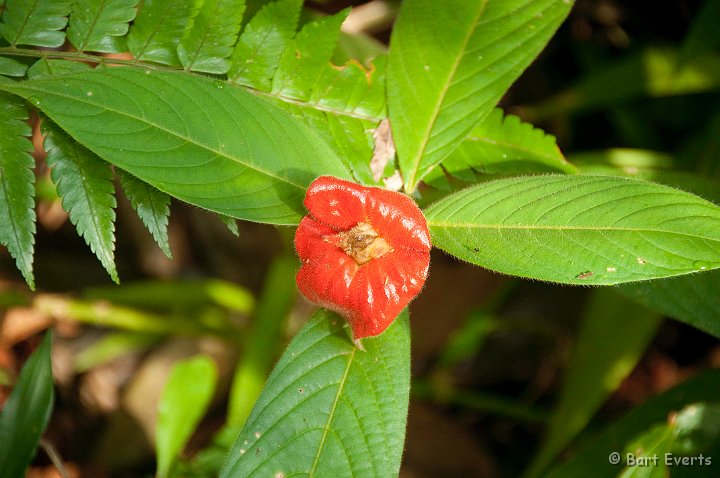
<box><xmin>44</xmin><ymin>121</ymin><xmax>119</xmax><ymax>283</ymax></box>
<box><xmin>228</xmin><ymin>0</ymin><xmax>301</xmax><ymax>89</ymax></box>
<box><xmin>0</xmin><ymin>92</ymin><xmax>36</xmax><ymax>288</ymax></box>
<box><xmin>67</xmin><ymin>0</ymin><xmax>138</xmax><ymax>53</ymax></box>
<box><xmin>127</xmin><ymin>0</ymin><xmax>198</xmax><ymax>66</ymax></box>
<box><xmin>178</xmin><ymin>0</ymin><xmax>246</xmax><ymax>74</ymax></box>
<box><xmin>119</xmin><ymin>170</ymin><xmax>172</xmax><ymax>259</ymax></box>
<box><xmin>0</xmin><ymin>0</ymin><xmax>72</xmax><ymax>47</ymax></box>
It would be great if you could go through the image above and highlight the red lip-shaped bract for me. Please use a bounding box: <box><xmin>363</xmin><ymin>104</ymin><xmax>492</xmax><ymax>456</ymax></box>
<box><xmin>294</xmin><ymin>176</ymin><xmax>431</xmax><ymax>340</ymax></box>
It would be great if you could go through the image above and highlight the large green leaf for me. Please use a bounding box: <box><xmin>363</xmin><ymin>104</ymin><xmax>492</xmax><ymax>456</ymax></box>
<box><xmin>0</xmin><ymin>68</ymin><xmax>351</xmax><ymax>225</ymax></box>
<box><xmin>220</xmin><ymin>309</ymin><xmax>411</xmax><ymax>478</ymax></box>
<box><xmin>126</xmin><ymin>0</ymin><xmax>197</xmax><ymax>66</ymax></box>
<box><xmin>43</xmin><ymin>122</ymin><xmax>118</xmax><ymax>283</ymax></box>
<box><xmin>424</xmin><ymin>175</ymin><xmax>720</xmax><ymax>285</ymax></box>
<box><xmin>618</xmin><ymin>271</ymin><xmax>720</xmax><ymax>338</ymax></box>
<box><xmin>387</xmin><ymin>0</ymin><xmax>573</xmax><ymax>192</ymax></box>
<box><xmin>177</xmin><ymin>0</ymin><xmax>245</xmax><ymax>74</ymax></box>
<box><xmin>156</xmin><ymin>355</ymin><xmax>218</xmax><ymax>478</ymax></box>
<box><xmin>0</xmin><ymin>0</ymin><xmax>72</xmax><ymax>47</ymax></box>
<box><xmin>0</xmin><ymin>331</ymin><xmax>54</xmax><ymax>478</ymax></box>
<box><xmin>525</xmin><ymin>289</ymin><xmax>661</xmax><ymax>478</ymax></box>
<box><xmin>0</xmin><ymin>91</ymin><xmax>35</xmax><ymax>289</ymax></box>
<box><xmin>66</xmin><ymin>0</ymin><xmax>138</xmax><ymax>53</ymax></box>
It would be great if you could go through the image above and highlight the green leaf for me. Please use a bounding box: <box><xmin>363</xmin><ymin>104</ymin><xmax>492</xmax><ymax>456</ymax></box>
<box><xmin>0</xmin><ymin>91</ymin><xmax>36</xmax><ymax>289</ymax></box>
<box><xmin>74</xmin><ymin>331</ymin><xmax>159</xmax><ymax>372</ymax></box>
<box><xmin>0</xmin><ymin>330</ymin><xmax>54</xmax><ymax>478</ymax></box>
<box><xmin>456</xmin><ymin>109</ymin><xmax>575</xmax><ymax>173</ymax></box>
<box><xmin>43</xmin><ymin>121</ymin><xmax>118</xmax><ymax>283</ymax></box>
<box><xmin>572</xmin><ymin>149</ymin><xmax>720</xmax><ymax>204</ymax></box>
<box><xmin>680</xmin><ymin>0</ymin><xmax>720</xmax><ymax>64</ymax></box>
<box><xmin>672</xmin><ymin>402</ymin><xmax>720</xmax><ymax>455</ymax></box>
<box><xmin>34</xmin><ymin>295</ymin><xmax>212</xmax><ymax>335</ymax></box>
<box><xmin>387</xmin><ymin>0</ymin><xmax>573</xmax><ymax>192</ymax></box>
<box><xmin>228</xmin><ymin>0</ymin><xmax>302</xmax><ymax>89</ymax></box>
<box><xmin>83</xmin><ymin>279</ymin><xmax>254</xmax><ymax>314</ymax></box>
<box><xmin>0</xmin><ymin>68</ymin><xmax>351</xmax><ymax>225</ymax></box>
<box><xmin>126</xmin><ymin>0</ymin><xmax>198</xmax><ymax>66</ymax></box>
<box><xmin>437</xmin><ymin>309</ymin><xmax>498</xmax><ymax>369</ymax></box>
<box><xmin>27</xmin><ymin>58</ymin><xmax>93</xmax><ymax>79</ymax></box>
<box><xmin>620</xmin><ymin>424</ymin><xmax>674</xmax><ymax>478</ymax></box>
<box><xmin>156</xmin><ymin>354</ymin><xmax>218</xmax><ymax>478</ymax></box>
<box><xmin>272</xmin><ymin>9</ymin><xmax>349</xmax><ymax>101</ymax></box>
<box><xmin>0</xmin><ymin>56</ymin><xmax>28</xmax><ymax>77</ymax></box>
<box><xmin>217</xmin><ymin>212</ymin><xmax>239</xmax><ymax>236</ymax></box>
<box><xmin>545</xmin><ymin>370</ymin><xmax>720</xmax><ymax>478</ymax></box>
<box><xmin>424</xmin><ymin>108</ymin><xmax>576</xmax><ymax>190</ymax></box>
<box><xmin>119</xmin><ymin>170</ymin><xmax>172</xmax><ymax>258</ymax></box>
<box><xmin>227</xmin><ymin>254</ymin><xmax>296</xmax><ymax>428</ymax></box>
<box><xmin>526</xmin><ymin>289</ymin><xmax>661</xmax><ymax>478</ymax></box>
<box><xmin>220</xmin><ymin>309</ymin><xmax>411</xmax><ymax>478</ymax></box>
<box><xmin>0</xmin><ymin>0</ymin><xmax>73</xmax><ymax>47</ymax></box>
<box><xmin>177</xmin><ymin>0</ymin><xmax>246</xmax><ymax>74</ymax></box>
<box><xmin>66</xmin><ymin>0</ymin><xmax>139</xmax><ymax>53</ymax></box>
<box><xmin>424</xmin><ymin>175</ymin><xmax>720</xmax><ymax>285</ymax></box>
<box><xmin>618</xmin><ymin>271</ymin><xmax>720</xmax><ymax>338</ymax></box>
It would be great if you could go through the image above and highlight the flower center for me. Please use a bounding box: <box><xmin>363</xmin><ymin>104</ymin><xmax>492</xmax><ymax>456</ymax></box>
<box><xmin>337</xmin><ymin>222</ymin><xmax>393</xmax><ymax>265</ymax></box>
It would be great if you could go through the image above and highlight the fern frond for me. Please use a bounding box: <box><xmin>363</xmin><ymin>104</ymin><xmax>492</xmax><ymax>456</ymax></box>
<box><xmin>178</xmin><ymin>0</ymin><xmax>246</xmax><ymax>74</ymax></box>
<box><xmin>0</xmin><ymin>0</ymin><xmax>73</xmax><ymax>48</ymax></box>
<box><xmin>44</xmin><ymin>121</ymin><xmax>119</xmax><ymax>283</ymax></box>
<box><xmin>228</xmin><ymin>0</ymin><xmax>302</xmax><ymax>89</ymax></box>
<box><xmin>0</xmin><ymin>91</ymin><xmax>36</xmax><ymax>289</ymax></box>
<box><xmin>67</xmin><ymin>0</ymin><xmax>139</xmax><ymax>53</ymax></box>
<box><xmin>119</xmin><ymin>170</ymin><xmax>172</xmax><ymax>258</ymax></box>
<box><xmin>127</xmin><ymin>0</ymin><xmax>198</xmax><ymax>66</ymax></box>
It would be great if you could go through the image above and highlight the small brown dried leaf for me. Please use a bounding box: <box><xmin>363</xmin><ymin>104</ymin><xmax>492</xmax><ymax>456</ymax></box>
<box><xmin>370</xmin><ymin>118</ymin><xmax>396</xmax><ymax>182</ymax></box>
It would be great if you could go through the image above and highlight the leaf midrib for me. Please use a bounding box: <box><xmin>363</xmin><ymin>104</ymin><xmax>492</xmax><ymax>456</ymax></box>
<box><xmin>427</xmin><ymin>221</ymin><xmax>720</xmax><ymax>242</ymax></box>
<box><xmin>404</xmin><ymin>0</ymin><xmax>489</xmax><ymax>191</ymax></box>
<box><xmin>308</xmin><ymin>347</ymin><xmax>357</xmax><ymax>477</ymax></box>
<box><xmin>7</xmin><ymin>79</ymin><xmax>306</xmax><ymax>191</ymax></box>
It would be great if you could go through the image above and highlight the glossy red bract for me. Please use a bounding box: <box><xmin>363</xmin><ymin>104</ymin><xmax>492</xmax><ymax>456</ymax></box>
<box><xmin>294</xmin><ymin>176</ymin><xmax>431</xmax><ymax>340</ymax></box>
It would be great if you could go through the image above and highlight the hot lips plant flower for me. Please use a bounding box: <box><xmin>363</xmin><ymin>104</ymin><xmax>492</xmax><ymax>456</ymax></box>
<box><xmin>294</xmin><ymin>176</ymin><xmax>431</xmax><ymax>341</ymax></box>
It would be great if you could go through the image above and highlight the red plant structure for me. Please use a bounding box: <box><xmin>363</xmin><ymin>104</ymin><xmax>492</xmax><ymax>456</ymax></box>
<box><xmin>294</xmin><ymin>176</ymin><xmax>431</xmax><ymax>341</ymax></box>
